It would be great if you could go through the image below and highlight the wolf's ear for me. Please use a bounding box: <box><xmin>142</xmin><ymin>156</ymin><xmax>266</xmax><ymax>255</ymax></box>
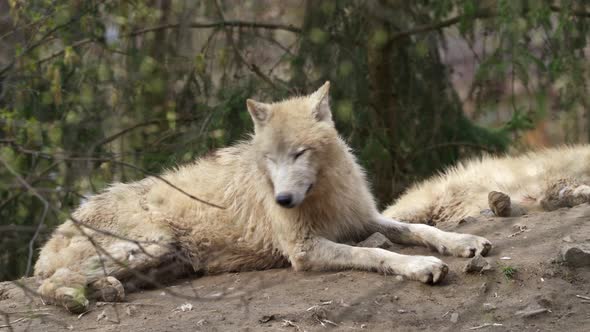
<box><xmin>246</xmin><ymin>99</ymin><xmax>271</xmax><ymax>129</ymax></box>
<box><xmin>310</xmin><ymin>81</ymin><xmax>332</xmax><ymax>124</ymax></box>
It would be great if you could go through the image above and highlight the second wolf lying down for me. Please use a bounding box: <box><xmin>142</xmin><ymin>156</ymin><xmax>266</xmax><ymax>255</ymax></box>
<box><xmin>383</xmin><ymin>145</ymin><xmax>590</xmax><ymax>224</ymax></box>
<box><xmin>34</xmin><ymin>82</ymin><xmax>491</xmax><ymax>313</ymax></box>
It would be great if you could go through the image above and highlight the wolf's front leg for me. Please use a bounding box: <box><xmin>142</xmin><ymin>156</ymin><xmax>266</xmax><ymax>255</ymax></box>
<box><xmin>373</xmin><ymin>215</ymin><xmax>492</xmax><ymax>258</ymax></box>
<box><xmin>290</xmin><ymin>237</ymin><xmax>448</xmax><ymax>284</ymax></box>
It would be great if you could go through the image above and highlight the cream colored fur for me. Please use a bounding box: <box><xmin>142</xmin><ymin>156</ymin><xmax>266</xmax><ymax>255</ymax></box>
<box><xmin>34</xmin><ymin>82</ymin><xmax>491</xmax><ymax>313</ymax></box>
<box><xmin>383</xmin><ymin>145</ymin><xmax>590</xmax><ymax>224</ymax></box>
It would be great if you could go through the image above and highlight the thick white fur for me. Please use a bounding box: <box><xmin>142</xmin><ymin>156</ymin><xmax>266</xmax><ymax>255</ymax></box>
<box><xmin>384</xmin><ymin>145</ymin><xmax>590</xmax><ymax>224</ymax></box>
<box><xmin>34</xmin><ymin>82</ymin><xmax>491</xmax><ymax>313</ymax></box>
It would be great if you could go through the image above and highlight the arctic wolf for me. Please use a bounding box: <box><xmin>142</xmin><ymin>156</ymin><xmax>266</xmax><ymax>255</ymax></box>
<box><xmin>383</xmin><ymin>146</ymin><xmax>590</xmax><ymax>224</ymax></box>
<box><xmin>34</xmin><ymin>82</ymin><xmax>491</xmax><ymax>313</ymax></box>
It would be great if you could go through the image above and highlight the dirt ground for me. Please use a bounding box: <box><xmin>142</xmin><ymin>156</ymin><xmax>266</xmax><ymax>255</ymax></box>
<box><xmin>1</xmin><ymin>204</ymin><xmax>590</xmax><ymax>332</ymax></box>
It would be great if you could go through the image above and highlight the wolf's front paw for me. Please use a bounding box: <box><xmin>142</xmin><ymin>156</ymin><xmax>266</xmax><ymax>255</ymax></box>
<box><xmin>402</xmin><ymin>256</ymin><xmax>448</xmax><ymax>284</ymax></box>
<box><xmin>439</xmin><ymin>233</ymin><xmax>492</xmax><ymax>258</ymax></box>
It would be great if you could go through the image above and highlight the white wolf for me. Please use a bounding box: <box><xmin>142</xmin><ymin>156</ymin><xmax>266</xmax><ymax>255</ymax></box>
<box><xmin>34</xmin><ymin>82</ymin><xmax>491</xmax><ymax>313</ymax></box>
<box><xmin>383</xmin><ymin>146</ymin><xmax>590</xmax><ymax>224</ymax></box>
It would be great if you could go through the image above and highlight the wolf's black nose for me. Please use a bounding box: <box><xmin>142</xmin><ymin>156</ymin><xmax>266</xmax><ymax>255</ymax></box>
<box><xmin>276</xmin><ymin>193</ymin><xmax>294</xmax><ymax>208</ymax></box>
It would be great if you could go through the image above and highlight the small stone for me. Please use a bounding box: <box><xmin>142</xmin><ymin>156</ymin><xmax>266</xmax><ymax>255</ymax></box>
<box><xmin>125</xmin><ymin>305</ymin><xmax>137</xmax><ymax>316</ymax></box>
<box><xmin>562</xmin><ymin>235</ymin><xmax>574</xmax><ymax>243</ymax></box>
<box><xmin>450</xmin><ymin>312</ymin><xmax>459</xmax><ymax>323</ymax></box>
<box><xmin>483</xmin><ymin>303</ymin><xmax>497</xmax><ymax>312</ymax></box>
<box><xmin>395</xmin><ymin>276</ymin><xmax>404</xmax><ymax>281</ymax></box>
<box><xmin>561</xmin><ymin>244</ymin><xmax>590</xmax><ymax>267</ymax></box>
<box><xmin>479</xmin><ymin>282</ymin><xmax>488</xmax><ymax>294</ymax></box>
<box><xmin>356</xmin><ymin>233</ymin><xmax>393</xmax><ymax>249</ymax></box>
<box><xmin>463</xmin><ymin>254</ymin><xmax>493</xmax><ymax>273</ymax></box>
<box><xmin>480</xmin><ymin>209</ymin><xmax>495</xmax><ymax>217</ymax></box>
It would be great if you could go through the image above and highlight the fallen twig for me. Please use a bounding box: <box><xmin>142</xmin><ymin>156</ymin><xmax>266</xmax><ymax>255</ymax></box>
<box><xmin>4</xmin><ymin>308</ymin><xmax>50</xmax><ymax>315</ymax></box>
<box><xmin>77</xmin><ymin>309</ymin><xmax>94</xmax><ymax>319</ymax></box>
<box><xmin>282</xmin><ymin>319</ymin><xmax>305</xmax><ymax>332</ymax></box>
<box><xmin>0</xmin><ymin>317</ymin><xmax>28</xmax><ymax>328</ymax></box>
<box><xmin>306</xmin><ymin>300</ymin><xmax>333</xmax><ymax>311</ymax></box>
<box><xmin>508</xmin><ymin>225</ymin><xmax>528</xmax><ymax>237</ymax></box>
<box><xmin>469</xmin><ymin>323</ymin><xmax>503</xmax><ymax>330</ymax></box>
<box><xmin>515</xmin><ymin>308</ymin><xmax>549</xmax><ymax>317</ymax></box>
<box><xmin>320</xmin><ymin>318</ymin><xmax>338</xmax><ymax>327</ymax></box>
<box><xmin>576</xmin><ymin>295</ymin><xmax>590</xmax><ymax>300</ymax></box>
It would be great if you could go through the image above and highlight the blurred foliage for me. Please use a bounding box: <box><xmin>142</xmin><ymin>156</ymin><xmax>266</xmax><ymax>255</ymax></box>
<box><xmin>1</xmin><ymin>0</ymin><xmax>590</xmax><ymax>280</ymax></box>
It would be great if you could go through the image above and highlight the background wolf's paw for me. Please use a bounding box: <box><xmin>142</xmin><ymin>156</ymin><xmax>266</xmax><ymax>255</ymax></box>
<box><xmin>89</xmin><ymin>276</ymin><xmax>125</xmax><ymax>302</ymax></box>
<box><xmin>55</xmin><ymin>287</ymin><xmax>89</xmax><ymax>314</ymax></box>
<box><xmin>441</xmin><ymin>233</ymin><xmax>492</xmax><ymax>258</ymax></box>
<box><xmin>571</xmin><ymin>185</ymin><xmax>590</xmax><ymax>205</ymax></box>
<box><xmin>488</xmin><ymin>191</ymin><xmax>511</xmax><ymax>217</ymax></box>
<box><xmin>403</xmin><ymin>256</ymin><xmax>448</xmax><ymax>284</ymax></box>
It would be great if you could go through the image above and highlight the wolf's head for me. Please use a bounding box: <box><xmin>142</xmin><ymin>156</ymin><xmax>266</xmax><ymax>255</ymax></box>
<box><xmin>247</xmin><ymin>81</ymin><xmax>338</xmax><ymax>208</ymax></box>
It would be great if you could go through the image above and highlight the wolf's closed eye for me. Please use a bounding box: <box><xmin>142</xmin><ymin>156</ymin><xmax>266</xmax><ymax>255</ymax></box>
<box><xmin>294</xmin><ymin>148</ymin><xmax>308</xmax><ymax>160</ymax></box>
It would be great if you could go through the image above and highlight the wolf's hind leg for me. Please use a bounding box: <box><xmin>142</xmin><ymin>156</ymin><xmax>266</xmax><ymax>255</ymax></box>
<box><xmin>81</xmin><ymin>242</ymin><xmax>180</xmax><ymax>297</ymax></box>
<box><xmin>38</xmin><ymin>240</ymin><xmax>177</xmax><ymax>313</ymax></box>
<box><xmin>372</xmin><ymin>215</ymin><xmax>492</xmax><ymax>258</ymax></box>
<box><xmin>88</xmin><ymin>276</ymin><xmax>125</xmax><ymax>302</ymax></box>
<box><xmin>540</xmin><ymin>178</ymin><xmax>590</xmax><ymax>211</ymax></box>
<box><xmin>38</xmin><ymin>268</ymin><xmax>89</xmax><ymax>313</ymax></box>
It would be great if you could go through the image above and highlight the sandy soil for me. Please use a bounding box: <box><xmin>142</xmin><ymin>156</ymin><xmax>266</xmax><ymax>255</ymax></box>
<box><xmin>1</xmin><ymin>204</ymin><xmax>590</xmax><ymax>332</ymax></box>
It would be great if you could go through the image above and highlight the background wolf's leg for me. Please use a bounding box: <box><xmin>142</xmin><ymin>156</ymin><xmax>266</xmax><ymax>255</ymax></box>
<box><xmin>290</xmin><ymin>237</ymin><xmax>448</xmax><ymax>284</ymax></box>
<box><xmin>372</xmin><ymin>215</ymin><xmax>492</xmax><ymax>257</ymax></box>
<box><xmin>540</xmin><ymin>178</ymin><xmax>590</xmax><ymax>211</ymax></box>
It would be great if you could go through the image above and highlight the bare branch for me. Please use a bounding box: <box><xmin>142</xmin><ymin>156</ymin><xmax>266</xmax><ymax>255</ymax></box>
<box><xmin>88</xmin><ymin>116</ymin><xmax>200</xmax><ymax>153</ymax></box>
<box><xmin>128</xmin><ymin>20</ymin><xmax>302</xmax><ymax>37</ymax></box>
<box><xmin>389</xmin><ymin>10</ymin><xmax>494</xmax><ymax>43</ymax></box>
<box><xmin>18</xmin><ymin>19</ymin><xmax>302</xmax><ymax>70</ymax></box>
<box><xmin>213</xmin><ymin>0</ymin><xmax>292</xmax><ymax>93</ymax></box>
<box><xmin>0</xmin><ymin>140</ymin><xmax>226</xmax><ymax>209</ymax></box>
<box><xmin>407</xmin><ymin>141</ymin><xmax>500</xmax><ymax>162</ymax></box>
<box><xmin>387</xmin><ymin>4</ymin><xmax>590</xmax><ymax>44</ymax></box>
<box><xmin>549</xmin><ymin>5</ymin><xmax>590</xmax><ymax>18</ymax></box>
<box><xmin>0</xmin><ymin>157</ymin><xmax>50</xmax><ymax>277</ymax></box>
